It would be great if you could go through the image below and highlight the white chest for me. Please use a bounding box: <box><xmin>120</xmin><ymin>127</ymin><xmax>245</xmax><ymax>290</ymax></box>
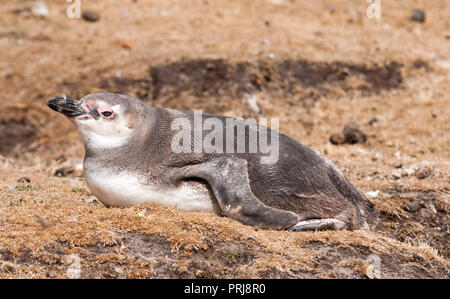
<box><xmin>84</xmin><ymin>171</ymin><xmax>216</xmax><ymax>212</ymax></box>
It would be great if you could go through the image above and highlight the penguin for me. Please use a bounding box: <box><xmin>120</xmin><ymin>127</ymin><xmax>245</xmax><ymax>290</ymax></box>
<box><xmin>47</xmin><ymin>93</ymin><xmax>375</xmax><ymax>231</ymax></box>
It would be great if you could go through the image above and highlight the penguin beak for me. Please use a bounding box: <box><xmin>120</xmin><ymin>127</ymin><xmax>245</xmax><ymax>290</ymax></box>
<box><xmin>47</xmin><ymin>97</ymin><xmax>87</xmax><ymax>117</ymax></box>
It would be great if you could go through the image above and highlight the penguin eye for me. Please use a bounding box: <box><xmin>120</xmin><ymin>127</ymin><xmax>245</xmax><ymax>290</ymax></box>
<box><xmin>100</xmin><ymin>111</ymin><xmax>113</xmax><ymax>118</ymax></box>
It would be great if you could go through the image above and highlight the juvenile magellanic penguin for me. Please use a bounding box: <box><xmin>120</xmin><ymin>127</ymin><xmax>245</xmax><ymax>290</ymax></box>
<box><xmin>47</xmin><ymin>93</ymin><xmax>375</xmax><ymax>231</ymax></box>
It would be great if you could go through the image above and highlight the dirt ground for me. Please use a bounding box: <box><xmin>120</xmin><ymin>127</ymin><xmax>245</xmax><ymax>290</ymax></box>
<box><xmin>0</xmin><ymin>0</ymin><xmax>449</xmax><ymax>278</ymax></box>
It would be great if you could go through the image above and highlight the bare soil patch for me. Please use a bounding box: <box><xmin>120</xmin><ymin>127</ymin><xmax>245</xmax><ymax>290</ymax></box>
<box><xmin>0</xmin><ymin>108</ymin><xmax>37</xmax><ymax>157</ymax></box>
<box><xmin>101</xmin><ymin>58</ymin><xmax>403</xmax><ymax>103</ymax></box>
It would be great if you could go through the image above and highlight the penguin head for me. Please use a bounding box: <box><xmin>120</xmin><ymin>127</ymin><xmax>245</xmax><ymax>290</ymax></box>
<box><xmin>48</xmin><ymin>93</ymin><xmax>146</xmax><ymax>150</ymax></box>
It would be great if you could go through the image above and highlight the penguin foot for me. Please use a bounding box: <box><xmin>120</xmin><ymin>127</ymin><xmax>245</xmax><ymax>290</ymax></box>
<box><xmin>287</xmin><ymin>218</ymin><xmax>347</xmax><ymax>231</ymax></box>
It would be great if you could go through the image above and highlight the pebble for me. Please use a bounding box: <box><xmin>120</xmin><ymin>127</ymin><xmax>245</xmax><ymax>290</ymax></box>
<box><xmin>330</xmin><ymin>122</ymin><xmax>367</xmax><ymax>145</ymax></box>
<box><xmin>54</xmin><ymin>166</ymin><xmax>75</xmax><ymax>177</ymax></box>
<box><xmin>416</xmin><ymin>167</ymin><xmax>432</xmax><ymax>179</ymax></box>
<box><xmin>17</xmin><ymin>177</ymin><xmax>31</xmax><ymax>184</ymax></box>
<box><xmin>329</xmin><ymin>133</ymin><xmax>346</xmax><ymax>145</ymax></box>
<box><xmin>392</xmin><ymin>169</ymin><xmax>402</xmax><ymax>179</ymax></box>
<box><xmin>82</xmin><ymin>10</ymin><xmax>100</xmax><ymax>22</ymax></box>
<box><xmin>343</xmin><ymin>123</ymin><xmax>366</xmax><ymax>144</ymax></box>
<box><xmin>83</xmin><ymin>197</ymin><xmax>99</xmax><ymax>204</ymax></box>
<box><xmin>120</xmin><ymin>40</ymin><xmax>132</xmax><ymax>49</ymax></box>
<box><xmin>403</xmin><ymin>165</ymin><xmax>417</xmax><ymax>176</ymax></box>
<box><xmin>368</xmin><ymin>118</ymin><xmax>378</xmax><ymax>126</ymax></box>
<box><xmin>365</xmin><ymin>190</ymin><xmax>380</xmax><ymax>198</ymax></box>
<box><xmin>13</xmin><ymin>1</ymin><xmax>49</xmax><ymax>18</ymax></box>
<box><xmin>411</xmin><ymin>9</ymin><xmax>425</xmax><ymax>23</ymax></box>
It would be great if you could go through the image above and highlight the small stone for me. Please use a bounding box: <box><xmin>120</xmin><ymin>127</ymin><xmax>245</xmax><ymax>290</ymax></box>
<box><xmin>403</xmin><ymin>165</ymin><xmax>417</xmax><ymax>176</ymax></box>
<box><xmin>120</xmin><ymin>40</ymin><xmax>132</xmax><ymax>49</ymax></box>
<box><xmin>82</xmin><ymin>10</ymin><xmax>100</xmax><ymax>22</ymax></box>
<box><xmin>392</xmin><ymin>169</ymin><xmax>402</xmax><ymax>179</ymax></box>
<box><xmin>330</xmin><ymin>133</ymin><xmax>346</xmax><ymax>145</ymax></box>
<box><xmin>368</xmin><ymin>118</ymin><xmax>378</xmax><ymax>126</ymax></box>
<box><xmin>343</xmin><ymin>122</ymin><xmax>367</xmax><ymax>144</ymax></box>
<box><xmin>411</xmin><ymin>9</ymin><xmax>425</xmax><ymax>23</ymax></box>
<box><xmin>17</xmin><ymin>177</ymin><xmax>31</xmax><ymax>184</ymax></box>
<box><xmin>31</xmin><ymin>2</ymin><xmax>48</xmax><ymax>17</ymax></box>
<box><xmin>83</xmin><ymin>197</ymin><xmax>99</xmax><ymax>204</ymax></box>
<box><xmin>386</xmin><ymin>140</ymin><xmax>394</xmax><ymax>147</ymax></box>
<box><xmin>416</xmin><ymin>167</ymin><xmax>432</xmax><ymax>179</ymax></box>
<box><xmin>54</xmin><ymin>166</ymin><xmax>75</xmax><ymax>177</ymax></box>
<box><xmin>365</xmin><ymin>190</ymin><xmax>380</xmax><ymax>198</ymax></box>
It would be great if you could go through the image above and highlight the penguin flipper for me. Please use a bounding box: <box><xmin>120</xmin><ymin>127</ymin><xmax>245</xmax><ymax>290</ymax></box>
<box><xmin>177</xmin><ymin>156</ymin><xmax>300</xmax><ymax>230</ymax></box>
